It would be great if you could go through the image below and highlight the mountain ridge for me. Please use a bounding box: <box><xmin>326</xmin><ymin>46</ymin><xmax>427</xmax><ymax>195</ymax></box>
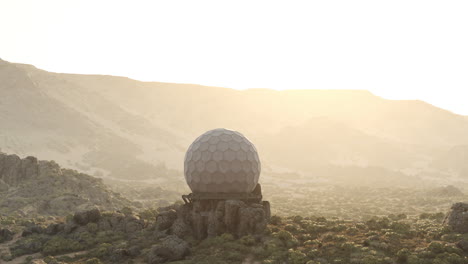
<box><xmin>1</xmin><ymin>58</ymin><xmax>468</xmax><ymax>184</ymax></box>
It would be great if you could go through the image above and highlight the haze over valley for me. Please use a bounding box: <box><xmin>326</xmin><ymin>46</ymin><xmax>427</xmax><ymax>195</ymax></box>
<box><xmin>2</xmin><ymin>58</ymin><xmax>468</xmax><ymax>192</ymax></box>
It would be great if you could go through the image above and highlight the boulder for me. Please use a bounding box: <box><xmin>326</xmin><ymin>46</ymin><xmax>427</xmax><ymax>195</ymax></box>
<box><xmin>64</xmin><ymin>221</ymin><xmax>79</xmax><ymax>234</ymax></box>
<box><xmin>0</xmin><ymin>228</ymin><xmax>14</xmax><ymax>242</ymax></box>
<box><xmin>109</xmin><ymin>248</ymin><xmax>131</xmax><ymax>263</ymax></box>
<box><xmin>156</xmin><ymin>209</ymin><xmax>177</xmax><ymax>231</ymax></box>
<box><xmin>457</xmin><ymin>239</ymin><xmax>468</xmax><ymax>252</ymax></box>
<box><xmin>108</xmin><ymin>212</ymin><xmax>125</xmax><ymax>228</ymax></box>
<box><xmin>444</xmin><ymin>202</ymin><xmax>468</xmax><ymax>233</ymax></box>
<box><xmin>44</xmin><ymin>223</ymin><xmax>65</xmax><ymax>235</ymax></box>
<box><xmin>170</xmin><ymin>218</ymin><xmax>190</xmax><ymax>238</ymax></box>
<box><xmin>22</xmin><ymin>223</ymin><xmax>45</xmax><ymax>237</ymax></box>
<box><xmin>147</xmin><ymin>235</ymin><xmax>190</xmax><ymax>263</ymax></box>
<box><xmin>123</xmin><ymin>215</ymin><xmax>145</xmax><ymax>233</ymax></box>
<box><xmin>97</xmin><ymin>218</ymin><xmax>112</xmax><ymax>231</ymax></box>
<box><xmin>73</xmin><ymin>208</ymin><xmax>102</xmax><ymax>225</ymax></box>
<box><xmin>0</xmin><ymin>154</ymin><xmax>38</xmax><ymax>186</ymax></box>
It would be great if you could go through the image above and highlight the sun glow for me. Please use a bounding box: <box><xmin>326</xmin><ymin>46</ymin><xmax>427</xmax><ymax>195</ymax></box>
<box><xmin>1</xmin><ymin>0</ymin><xmax>468</xmax><ymax>114</ymax></box>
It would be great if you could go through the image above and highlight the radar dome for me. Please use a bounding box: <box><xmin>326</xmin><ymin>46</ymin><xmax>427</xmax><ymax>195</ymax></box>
<box><xmin>184</xmin><ymin>128</ymin><xmax>261</xmax><ymax>193</ymax></box>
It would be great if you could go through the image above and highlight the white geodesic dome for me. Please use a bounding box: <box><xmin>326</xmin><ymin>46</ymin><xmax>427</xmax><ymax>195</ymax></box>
<box><xmin>184</xmin><ymin>128</ymin><xmax>261</xmax><ymax>193</ymax></box>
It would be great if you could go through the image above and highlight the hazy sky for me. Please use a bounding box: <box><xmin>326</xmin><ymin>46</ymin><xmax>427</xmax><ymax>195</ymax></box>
<box><xmin>1</xmin><ymin>0</ymin><xmax>468</xmax><ymax>114</ymax></box>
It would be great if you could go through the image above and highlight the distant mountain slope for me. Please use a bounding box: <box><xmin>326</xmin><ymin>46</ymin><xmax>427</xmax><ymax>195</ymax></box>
<box><xmin>431</xmin><ymin>145</ymin><xmax>468</xmax><ymax>177</ymax></box>
<box><xmin>0</xmin><ymin>60</ymin><xmax>182</xmax><ymax>179</ymax></box>
<box><xmin>256</xmin><ymin>117</ymin><xmax>421</xmax><ymax>171</ymax></box>
<box><xmin>2</xmin><ymin>58</ymin><xmax>468</xmax><ymax>181</ymax></box>
<box><xmin>56</xmin><ymin>72</ymin><xmax>468</xmax><ymax>147</ymax></box>
<box><xmin>0</xmin><ymin>152</ymin><xmax>134</xmax><ymax>216</ymax></box>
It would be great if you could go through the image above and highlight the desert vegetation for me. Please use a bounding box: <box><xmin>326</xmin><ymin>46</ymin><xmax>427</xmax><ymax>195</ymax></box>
<box><xmin>1</xmin><ymin>182</ymin><xmax>468</xmax><ymax>264</ymax></box>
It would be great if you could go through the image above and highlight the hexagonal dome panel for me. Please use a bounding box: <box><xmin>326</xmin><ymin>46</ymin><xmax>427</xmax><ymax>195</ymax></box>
<box><xmin>184</xmin><ymin>128</ymin><xmax>261</xmax><ymax>193</ymax></box>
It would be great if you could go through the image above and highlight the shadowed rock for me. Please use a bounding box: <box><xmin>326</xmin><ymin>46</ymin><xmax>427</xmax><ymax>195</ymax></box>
<box><xmin>0</xmin><ymin>154</ymin><xmax>38</xmax><ymax>186</ymax></box>
<box><xmin>155</xmin><ymin>198</ymin><xmax>270</xmax><ymax>240</ymax></box>
<box><xmin>147</xmin><ymin>235</ymin><xmax>190</xmax><ymax>264</ymax></box>
<box><xmin>156</xmin><ymin>209</ymin><xmax>177</xmax><ymax>231</ymax></box>
<box><xmin>73</xmin><ymin>208</ymin><xmax>102</xmax><ymax>225</ymax></box>
<box><xmin>444</xmin><ymin>202</ymin><xmax>468</xmax><ymax>233</ymax></box>
<box><xmin>0</xmin><ymin>228</ymin><xmax>14</xmax><ymax>242</ymax></box>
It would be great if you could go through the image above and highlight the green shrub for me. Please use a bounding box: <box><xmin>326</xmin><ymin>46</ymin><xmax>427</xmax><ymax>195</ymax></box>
<box><xmin>390</xmin><ymin>222</ymin><xmax>411</xmax><ymax>235</ymax></box>
<box><xmin>42</xmin><ymin>236</ymin><xmax>85</xmax><ymax>256</ymax></box>
<box><xmin>85</xmin><ymin>258</ymin><xmax>103</xmax><ymax>264</ymax></box>
<box><xmin>10</xmin><ymin>234</ymin><xmax>48</xmax><ymax>257</ymax></box>
<box><xmin>396</xmin><ymin>248</ymin><xmax>410</xmax><ymax>263</ymax></box>
<box><xmin>441</xmin><ymin>233</ymin><xmax>462</xmax><ymax>243</ymax></box>
<box><xmin>428</xmin><ymin>242</ymin><xmax>445</xmax><ymax>254</ymax></box>
<box><xmin>121</xmin><ymin>207</ymin><xmax>133</xmax><ymax>216</ymax></box>
<box><xmin>270</xmin><ymin>215</ymin><xmax>282</xmax><ymax>225</ymax></box>
<box><xmin>87</xmin><ymin>243</ymin><xmax>112</xmax><ymax>259</ymax></box>
<box><xmin>304</xmin><ymin>239</ymin><xmax>321</xmax><ymax>248</ymax></box>
<box><xmin>87</xmin><ymin>222</ymin><xmax>98</xmax><ymax>233</ymax></box>
<box><xmin>239</xmin><ymin>235</ymin><xmax>255</xmax><ymax>246</ymax></box>
<box><xmin>366</xmin><ymin>217</ymin><xmax>390</xmax><ymax>230</ymax></box>
<box><xmin>288</xmin><ymin>248</ymin><xmax>306</xmax><ymax>264</ymax></box>
<box><xmin>276</xmin><ymin>230</ymin><xmax>294</xmax><ymax>241</ymax></box>
<box><xmin>435</xmin><ymin>252</ymin><xmax>464</xmax><ymax>264</ymax></box>
<box><xmin>285</xmin><ymin>224</ymin><xmax>298</xmax><ymax>233</ymax></box>
<box><xmin>292</xmin><ymin>216</ymin><xmax>303</xmax><ymax>224</ymax></box>
<box><xmin>139</xmin><ymin>208</ymin><xmax>158</xmax><ymax>221</ymax></box>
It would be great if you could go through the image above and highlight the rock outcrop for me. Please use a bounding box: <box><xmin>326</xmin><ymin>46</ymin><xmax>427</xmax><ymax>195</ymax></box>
<box><xmin>444</xmin><ymin>202</ymin><xmax>468</xmax><ymax>233</ymax></box>
<box><xmin>456</xmin><ymin>239</ymin><xmax>468</xmax><ymax>253</ymax></box>
<box><xmin>147</xmin><ymin>235</ymin><xmax>190</xmax><ymax>264</ymax></box>
<box><xmin>9</xmin><ymin>208</ymin><xmax>147</xmax><ymax>262</ymax></box>
<box><xmin>0</xmin><ymin>154</ymin><xmax>38</xmax><ymax>186</ymax></box>
<box><xmin>73</xmin><ymin>208</ymin><xmax>102</xmax><ymax>225</ymax></box>
<box><xmin>0</xmin><ymin>153</ymin><xmax>136</xmax><ymax>216</ymax></box>
<box><xmin>21</xmin><ymin>208</ymin><xmax>146</xmax><ymax>238</ymax></box>
<box><xmin>0</xmin><ymin>228</ymin><xmax>14</xmax><ymax>243</ymax></box>
<box><xmin>155</xmin><ymin>199</ymin><xmax>270</xmax><ymax>240</ymax></box>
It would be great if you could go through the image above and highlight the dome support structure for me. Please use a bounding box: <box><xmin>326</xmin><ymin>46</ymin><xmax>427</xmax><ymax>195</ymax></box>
<box><xmin>178</xmin><ymin>182</ymin><xmax>270</xmax><ymax>240</ymax></box>
<box><xmin>182</xmin><ymin>183</ymin><xmax>263</xmax><ymax>204</ymax></box>
<box><xmin>177</xmin><ymin>128</ymin><xmax>270</xmax><ymax>240</ymax></box>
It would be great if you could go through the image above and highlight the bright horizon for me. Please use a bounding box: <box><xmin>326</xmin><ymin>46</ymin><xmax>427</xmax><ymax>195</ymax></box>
<box><xmin>1</xmin><ymin>0</ymin><xmax>468</xmax><ymax>115</ymax></box>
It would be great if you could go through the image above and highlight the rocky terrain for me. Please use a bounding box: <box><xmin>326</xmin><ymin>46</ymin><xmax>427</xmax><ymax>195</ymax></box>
<box><xmin>0</xmin><ymin>200</ymin><xmax>468</xmax><ymax>263</ymax></box>
<box><xmin>0</xmin><ymin>152</ymin><xmax>135</xmax><ymax>216</ymax></box>
<box><xmin>0</xmin><ymin>152</ymin><xmax>467</xmax><ymax>263</ymax></box>
<box><xmin>0</xmin><ymin>200</ymin><xmax>268</xmax><ymax>264</ymax></box>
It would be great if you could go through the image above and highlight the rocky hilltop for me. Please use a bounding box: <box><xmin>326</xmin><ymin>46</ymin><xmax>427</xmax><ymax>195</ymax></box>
<box><xmin>0</xmin><ymin>153</ymin><xmax>135</xmax><ymax>216</ymax></box>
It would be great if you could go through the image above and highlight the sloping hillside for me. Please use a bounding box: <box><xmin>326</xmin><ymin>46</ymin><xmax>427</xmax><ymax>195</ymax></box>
<box><xmin>0</xmin><ymin>152</ymin><xmax>135</xmax><ymax>216</ymax></box>
<box><xmin>0</xmin><ymin>59</ymin><xmax>181</xmax><ymax>179</ymax></box>
<box><xmin>2</xmin><ymin>58</ymin><xmax>468</xmax><ymax>182</ymax></box>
